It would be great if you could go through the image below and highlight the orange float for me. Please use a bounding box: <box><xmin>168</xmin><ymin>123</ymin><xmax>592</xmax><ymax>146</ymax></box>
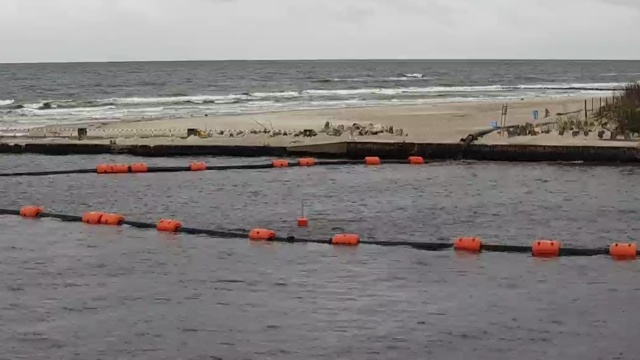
<box><xmin>408</xmin><ymin>156</ymin><xmax>425</xmax><ymax>165</ymax></box>
<box><xmin>82</xmin><ymin>212</ymin><xmax>104</xmax><ymax>225</ymax></box>
<box><xmin>298</xmin><ymin>158</ymin><xmax>316</xmax><ymax>167</ymax></box>
<box><xmin>100</xmin><ymin>213</ymin><xmax>125</xmax><ymax>225</ymax></box>
<box><xmin>609</xmin><ymin>243</ymin><xmax>637</xmax><ymax>260</ymax></box>
<box><xmin>157</xmin><ymin>219</ymin><xmax>183</xmax><ymax>232</ymax></box>
<box><xmin>297</xmin><ymin>217</ymin><xmax>309</xmax><ymax>227</ymax></box>
<box><xmin>130</xmin><ymin>163</ymin><xmax>148</xmax><ymax>173</ymax></box>
<box><xmin>190</xmin><ymin>162</ymin><xmax>207</xmax><ymax>171</ymax></box>
<box><xmin>248</xmin><ymin>228</ymin><xmax>276</xmax><ymax>241</ymax></box>
<box><xmin>19</xmin><ymin>206</ymin><xmax>43</xmax><ymax>218</ymax></box>
<box><xmin>331</xmin><ymin>234</ymin><xmax>360</xmax><ymax>246</ymax></box>
<box><xmin>532</xmin><ymin>240</ymin><xmax>561</xmax><ymax>257</ymax></box>
<box><xmin>272</xmin><ymin>159</ymin><xmax>289</xmax><ymax>168</ymax></box>
<box><xmin>365</xmin><ymin>157</ymin><xmax>381</xmax><ymax>166</ymax></box>
<box><xmin>96</xmin><ymin>164</ymin><xmax>111</xmax><ymax>173</ymax></box>
<box><xmin>454</xmin><ymin>237</ymin><xmax>482</xmax><ymax>253</ymax></box>
<box><xmin>97</xmin><ymin>164</ymin><xmax>129</xmax><ymax>174</ymax></box>
<box><xmin>110</xmin><ymin>164</ymin><xmax>129</xmax><ymax>174</ymax></box>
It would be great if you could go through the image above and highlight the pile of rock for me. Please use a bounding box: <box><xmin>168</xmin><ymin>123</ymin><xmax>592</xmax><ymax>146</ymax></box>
<box><xmin>320</xmin><ymin>122</ymin><xmax>406</xmax><ymax>137</ymax></box>
<box><xmin>192</xmin><ymin>121</ymin><xmax>406</xmax><ymax>139</ymax></box>
<box><xmin>504</xmin><ymin>122</ymin><xmax>554</xmax><ymax>137</ymax></box>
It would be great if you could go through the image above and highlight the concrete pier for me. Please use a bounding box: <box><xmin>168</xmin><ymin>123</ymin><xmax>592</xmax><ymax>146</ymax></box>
<box><xmin>1</xmin><ymin>141</ymin><xmax>639</xmax><ymax>163</ymax></box>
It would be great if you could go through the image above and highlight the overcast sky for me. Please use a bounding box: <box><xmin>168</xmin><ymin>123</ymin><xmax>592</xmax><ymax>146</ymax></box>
<box><xmin>0</xmin><ymin>0</ymin><xmax>638</xmax><ymax>63</ymax></box>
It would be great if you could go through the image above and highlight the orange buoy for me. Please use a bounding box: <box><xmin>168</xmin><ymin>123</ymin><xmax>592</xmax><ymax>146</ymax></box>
<box><xmin>99</xmin><ymin>213</ymin><xmax>125</xmax><ymax>225</ymax></box>
<box><xmin>331</xmin><ymin>234</ymin><xmax>360</xmax><ymax>246</ymax></box>
<box><xmin>609</xmin><ymin>243</ymin><xmax>637</xmax><ymax>260</ymax></box>
<box><xmin>365</xmin><ymin>157</ymin><xmax>381</xmax><ymax>166</ymax></box>
<box><xmin>19</xmin><ymin>206</ymin><xmax>43</xmax><ymax>218</ymax></box>
<box><xmin>408</xmin><ymin>156</ymin><xmax>425</xmax><ymax>165</ymax></box>
<box><xmin>297</xmin><ymin>217</ymin><xmax>309</xmax><ymax>227</ymax></box>
<box><xmin>298</xmin><ymin>158</ymin><xmax>316</xmax><ymax>167</ymax></box>
<box><xmin>130</xmin><ymin>163</ymin><xmax>148</xmax><ymax>173</ymax></box>
<box><xmin>272</xmin><ymin>159</ymin><xmax>289</xmax><ymax>168</ymax></box>
<box><xmin>96</xmin><ymin>164</ymin><xmax>111</xmax><ymax>173</ymax></box>
<box><xmin>157</xmin><ymin>219</ymin><xmax>183</xmax><ymax>232</ymax></box>
<box><xmin>82</xmin><ymin>212</ymin><xmax>104</xmax><ymax>225</ymax></box>
<box><xmin>248</xmin><ymin>228</ymin><xmax>276</xmax><ymax>241</ymax></box>
<box><xmin>532</xmin><ymin>240</ymin><xmax>561</xmax><ymax>258</ymax></box>
<box><xmin>97</xmin><ymin>164</ymin><xmax>129</xmax><ymax>174</ymax></box>
<box><xmin>454</xmin><ymin>237</ymin><xmax>482</xmax><ymax>253</ymax></box>
<box><xmin>111</xmin><ymin>164</ymin><xmax>129</xmax><ymax>174</ymax></box>
<box><xmin>190</xmin><ymin>162</ymin><xmax>207</xmax><ymax>171</ymax></box>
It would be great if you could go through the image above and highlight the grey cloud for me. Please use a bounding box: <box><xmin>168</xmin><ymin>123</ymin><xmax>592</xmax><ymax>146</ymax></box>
<box><xmin>0</xmin><ymin>0</ymin><xmax>638</xmax><ymax>62</ymax></box>
<box><xmin>599</xmin><ymin>0</ymin><xmax>640</xmax><ymax>7</ymax></box>
<box><xmin>285</xmin><ymin>1</ymin><xmax>377</xmax><ymax>24</ymax></box>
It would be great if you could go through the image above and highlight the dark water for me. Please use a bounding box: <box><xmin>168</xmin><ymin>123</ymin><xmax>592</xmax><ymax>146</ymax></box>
<box><xmin>1</xmin><ymin>154</ymin><xmax>640</xmax><ymax>359</ymax></box>
<box><xmin>1</xmin><ymin>60</ymin><xmax>639</xmax><ymax>127</ymax></box>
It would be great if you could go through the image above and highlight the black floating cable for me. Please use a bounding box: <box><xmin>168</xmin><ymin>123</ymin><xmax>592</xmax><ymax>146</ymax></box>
<box><xmin>361</xmin><ymin>240</ymin><xmax>453</xmax><ymax>251</ymax></box>
<box><xmin>481</xmin><ymin>244</ymin><xmax>531</xmax><ymax>253</ymax></box>
<box><xmin>0</xmin><ymin>169</ymin><xmax>96</xmax><ymax>177</ymax></box>
<box><xmin>0</xmin><ymin>158</ymin><xmax>425</xmax><ymax>177</ymax></box>
<box><xmin>122</xmin><ymin>220</ymin><xmax>157</xmax><ymax>230</ymax></box>
<box><xmin>2</xmin><ymin>208</ymin><xmax>629</xmax><ymax>258</ymax></box>
<box><xmin>40</xmin><ymin>212</ymin><xmax>83</xmax><ymax>222</ymax></box>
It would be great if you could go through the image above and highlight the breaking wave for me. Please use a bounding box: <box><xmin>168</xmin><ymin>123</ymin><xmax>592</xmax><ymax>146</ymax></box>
<box><xmin>0</xmin><ymin>82</ymin><xmax>624</xmax><ymax>127</ymax></box>
<box><xmin>315</xmin><ymin>74</ymin><xmax>430</xmax><ymax>83</ymax></box>
<box><xmin>2</xmin><ymin>83</ymin><xmax>623</xmax><ymax>112</ymax></box>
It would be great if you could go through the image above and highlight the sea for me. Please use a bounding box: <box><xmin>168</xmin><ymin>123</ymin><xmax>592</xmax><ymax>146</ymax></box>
<box><xmin>1</xmin><ymin>60</ymin><xmax>640</xmax><ymax>128</ymax></box>
<box><xmin>3</xmin><ymin>60</ymin><xmax>640</xmax><ymax>359</ymax></box>
<box><xmin>2</xmin><ymin>156</ymin><xmax>640</xmax><ymax>359</ymax></box>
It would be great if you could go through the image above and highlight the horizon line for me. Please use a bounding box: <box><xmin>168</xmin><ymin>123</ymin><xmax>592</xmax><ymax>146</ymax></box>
<box><xmin>1</xmin><ymin>58</ymin><xmax>640</xmax><ymax>65</ymax></box>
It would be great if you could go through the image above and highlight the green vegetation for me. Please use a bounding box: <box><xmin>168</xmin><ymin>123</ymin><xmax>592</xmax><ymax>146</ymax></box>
<box><xmin>593</xmin><ymin>83</ymin><xmax>640</xmax><ymax>138</ymax></box>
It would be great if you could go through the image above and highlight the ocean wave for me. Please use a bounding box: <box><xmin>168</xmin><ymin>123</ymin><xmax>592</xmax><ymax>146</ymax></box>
<box><xmin>14</xmin><ymin>105</ymin><xmax>119</xmax><ymax>116</ymax></box>
<box><xmin>0</xmin><ymin>90</ymin><xmax>605</xmax><ymax>128</ymax></box>
<box><xmin>302</xmin><ymin>83</ymin><xmax>623</xmax><ymax>97</ymax></box>
<box><xmin>0</xmin><ymin>99</ymin><xmax>14</xmax><ymax>106</ymax></box>
<box><xmin>315</xmin><ymin>75</ymin><xmax>431</xmax><ymax>83</ymax></box>
<box><xmin>97</xmin><ymin>91</ymin><xmax>301</xmax><ymax>106</ymax></box>
<box><xmin>1</xmin><ymin>82</ymin><xmax>623</xmax><ymax>119</ymax></box>
<box><xmin>250</xmin><ymin>91</ymin><xmax>299</xmax><ymax>98</ymax></box>
<box><xmin>98</xmin><ymin>95</ymin><xmax>252</xmax><ymax>105</ymax></box>
<box><xmin>601</xmin><ymin>73</ymin><xmax>640</xmax><ymax>77</ymax></box>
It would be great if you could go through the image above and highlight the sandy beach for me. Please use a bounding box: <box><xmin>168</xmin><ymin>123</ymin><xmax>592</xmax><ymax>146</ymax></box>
<box><xmin>105</xmin><ymin>97</ymin><xmax>572</xmax><ymax>143</ymax></box>
<box><xmin>3</xmin><ymin>96</ymin><xmax>637</xmax><ymax>147</ymax></box>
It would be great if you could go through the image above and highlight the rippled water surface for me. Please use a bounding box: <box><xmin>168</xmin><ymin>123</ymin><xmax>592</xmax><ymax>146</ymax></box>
<box><xmin>1</xmin><ymin>154</ymin><xmax>640</xmax><ymax>359</ymax></box>
<box><xmin>2</xmin><ymin>60</ymin><xmax>639</xmax><ymax>127</ymax></box>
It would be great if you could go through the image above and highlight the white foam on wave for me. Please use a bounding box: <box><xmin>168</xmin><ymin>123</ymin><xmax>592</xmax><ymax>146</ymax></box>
<box><xmin>20</xmin><ymin>100</ymin><xmax>77</xmax><ymax>109</ymax></box>
<box><xmin>15</xmin><ymin>105</ymin><xmax>118</xmax><ymax>116</ymax></box>
<box><xmin>513</xmin><ymin>82</ymin><xmax>624</xmax><ymax>90</ymax></box>
<box><xmin>99</xmin><ymin>94</ymin><xmax>251</xmax><ymax>105</ymax></box>
<box><xmin>1</xmin><ymin>81</ymin><xmax>626</xmax><ymax>127</ymax></box>
<box><xmin>322</xmin><ymin>76</ymin><xmax>432</xmax><ymax>82</ymax></box>
<box><xmin>251</xmin><ymin>91</ymin><xmax>299</xmax><ymax>98</ymax></box>
<box><xmin>303</xmin><ymin>88</ymin><xmax>402</xmax><ymax>96</ymax></box>
<box><xmin>98</xmin><ymin>91</ymin><xmax>303</xmax><ymax>105</ymax></box>
<box><xmin>601</xmin><ymin>73</ymin><xmax>640</xmax><ymax>77</ymax></box>
<box><xmin>23</xmin><ymin>102</ymin><xmax>52</xmax><ymax>109</ymax></box>
<box><xmin>25</xmin><ymin>82</ymin><xmax>619</xmax><ymax>111</ymax></box>
<box><xmin>0</xmin><ymin>99</ymin><xmax>14</xmax><ymax>106</ymax></box>
<box><xmin>303</xmin><ymin>83</ymin><xmax>625</xmax><ymax>97</ymax></box>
